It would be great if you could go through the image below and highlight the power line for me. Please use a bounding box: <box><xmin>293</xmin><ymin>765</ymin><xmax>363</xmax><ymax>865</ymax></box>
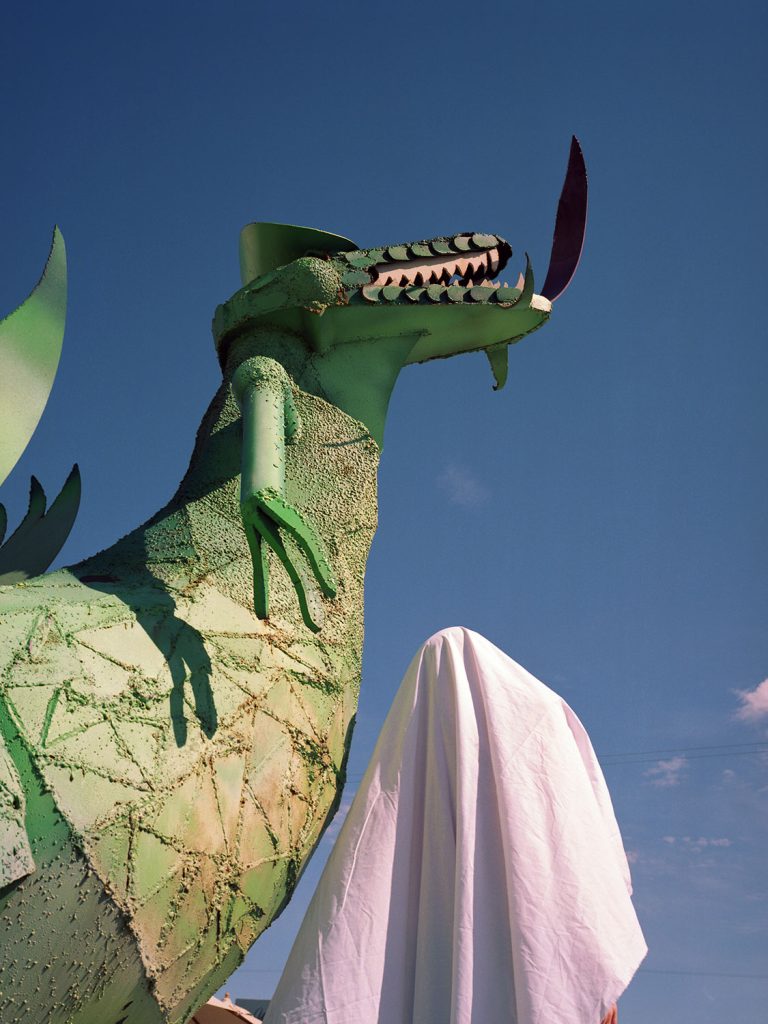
<box><xmin>229</xmin><ymin>966</ymin><xmax>768</xmax><ymax>981</ymax></box>
<box><xmin>599</xmin><ymin>741</ymin><xmax>768</xmax><ymax>758</ymax></box>
<box><xmin>230</xmin><ymin>967</ymin><xmax>768</xmax><ymax>981</ymax></box>
<box><xmin>233</xmin><ymin>968</ymin><xmax>282</xmax><ymax>974</ymax></box>
<box><xmin>639</xmin><ymin>967</ymin><xmax>768</xmax><ymax>981</ymax></box>
<box><xmin>601</xmin><ymin>749</ymin><xmax>768</xmax><ymax>767</ymax></box>
<box><xmin>340</xmin><ymin>740</ymin><xmax>768</xmax><ymax>780</ymax></box>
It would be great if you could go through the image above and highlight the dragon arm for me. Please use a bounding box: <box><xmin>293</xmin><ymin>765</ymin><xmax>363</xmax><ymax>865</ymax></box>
<box><xmin>231</xmin><ymin>355</ymin><xmax>337</xmax><ymax>631</ymax></box>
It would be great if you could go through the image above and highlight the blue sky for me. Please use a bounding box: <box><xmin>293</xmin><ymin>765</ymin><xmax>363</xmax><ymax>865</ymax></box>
<box><xmin>2</xmin><ymin>2</ymin><xmax>766</xmax><ymax>1020</ymax></box>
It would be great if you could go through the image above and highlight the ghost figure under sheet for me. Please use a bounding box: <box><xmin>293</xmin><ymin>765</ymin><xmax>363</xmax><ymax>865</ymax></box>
<box><xmin>264</xmin><ymin>628</ymin><xmax>647</xmax><ymax>1024</ymax></box>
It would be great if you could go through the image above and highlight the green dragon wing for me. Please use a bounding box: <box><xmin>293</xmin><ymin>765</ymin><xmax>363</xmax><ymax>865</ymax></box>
<box><xmin>0</xmin><ymin>227</ymin><xmax>81</xmax><ymax>584</ymax></box>
<box><xmin>0</xmin><ymin>466</ymin><xmax>81</xmax><ymax>585</ymax></box>
<box><xmin>0</xmin><ymin>227</ymin><xmax>67</xmax><ymax>486</ymax></box>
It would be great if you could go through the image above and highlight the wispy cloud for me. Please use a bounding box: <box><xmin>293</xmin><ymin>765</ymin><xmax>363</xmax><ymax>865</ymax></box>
<box><xmin>644</xmin><ymin>755</ymin><xmax>688</xmax><ymax>787</ymax></box>
<box><xmin>437</xmin><ymin>463</ymin><xmax>490</xmax><ymax>507</ymax></box>
<box><xmin>662</xmin><ymin>835</ymin><xmax>733</xmax><ymax>853</ymax></box>
<box><xmin>734</xmin><ymin>678</ymin><xmax>768</xmax><ymax>722</ymax></box>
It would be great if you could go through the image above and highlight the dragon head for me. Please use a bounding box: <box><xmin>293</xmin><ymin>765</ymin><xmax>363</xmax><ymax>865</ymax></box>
<box><xmin>213</xmin><ymin>137</ymin><xmax>587</xmax><ymax>449</ymax></box>
<box><xmin>210</xmin><ymin>139</ymin><xmax>587</xmax><ymax>629</ymax></box>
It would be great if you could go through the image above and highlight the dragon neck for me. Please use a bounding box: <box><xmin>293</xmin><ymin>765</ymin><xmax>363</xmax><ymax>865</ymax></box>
<box><xmin>76</xmin><ymin>383</ymin><xmax>244</xmax><ymax>586</ymax></box>
<box><xmin>80</xmin><ymin>324</ymin><xmax>403</xmax><ymax>588</ymax></box>
<box><xmin>217</xmin><ymin>324</ymin><xmax>420</xmax><ymax>448</ymax></box>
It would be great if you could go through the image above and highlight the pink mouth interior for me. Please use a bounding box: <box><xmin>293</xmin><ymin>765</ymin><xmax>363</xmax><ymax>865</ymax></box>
<box><xmin>372</xmin><ymin>246</ymin><xmax>521</xmax><ymax>290</ymax></box>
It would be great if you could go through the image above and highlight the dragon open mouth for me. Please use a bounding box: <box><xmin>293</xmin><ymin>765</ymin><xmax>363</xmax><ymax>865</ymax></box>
<box><xmin>371</xmin><ymin>235</ymin><xmax>513</xmax><ymax>289</ymax></box>
<box><xmin>338</xmin><ymin>232</ymin><xmax>543</xmax><ymax>307</ymax></box>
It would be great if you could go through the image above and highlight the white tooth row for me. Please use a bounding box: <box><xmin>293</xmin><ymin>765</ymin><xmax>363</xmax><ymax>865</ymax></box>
<box><xmin>373</xmin><ymin>246</ymin><xmax>502</xmax><ymax>287</ymax></box>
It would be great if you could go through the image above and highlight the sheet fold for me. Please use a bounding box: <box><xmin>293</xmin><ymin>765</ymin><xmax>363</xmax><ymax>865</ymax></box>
<box><xmin>265</xmin><ymin>627</ymin><xmax>646</xmax><ymax>1024</ymax></box>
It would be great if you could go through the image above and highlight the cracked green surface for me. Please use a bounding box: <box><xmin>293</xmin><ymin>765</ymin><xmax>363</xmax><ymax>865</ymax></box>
<box><xmin>1</xmin><ymin>374</ymin><xmax>378</xmax><ymax>1023</ymax></box>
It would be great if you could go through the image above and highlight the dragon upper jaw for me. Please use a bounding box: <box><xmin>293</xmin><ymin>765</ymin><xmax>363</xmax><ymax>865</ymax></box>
<box><xmin>214</xmin><ymin>135</ymin><xmax>585</xmax><ymax>362</ymax></box>
<box><xmin>336</xmin><ymin>231</ymin><xmax>535</xmax><ymax>309</ymax></box>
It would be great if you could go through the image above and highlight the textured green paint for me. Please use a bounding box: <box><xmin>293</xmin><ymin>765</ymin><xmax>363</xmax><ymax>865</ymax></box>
<box><xmin>230</xmin><ymin>355</ymin><xmax>336</xmax><ymax>631</ymax></box>
<box><xmin>1</xmin><ymin>361</ymin><xmax>377</xmax><ymax>1022</ymax></box>
<box><xmin>1</xmin><ymin>205</ymin><xmax>567</xmax><ymax>1023</ymax></box>
<box><xmin>0</xmin><ymin>674</ymin><xmax>164</xmax><ymax>1024</ymax></box>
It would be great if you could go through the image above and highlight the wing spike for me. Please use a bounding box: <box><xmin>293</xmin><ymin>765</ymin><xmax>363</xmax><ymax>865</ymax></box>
<box><xmin>0</xmin><ymin>465</ymin><xmax>81</xmax><ymax>585</ymax></box>
<box><xmin>0</xmin><ymin>227</ymin><xmax>67</xmax><ymax>486</ymax></box>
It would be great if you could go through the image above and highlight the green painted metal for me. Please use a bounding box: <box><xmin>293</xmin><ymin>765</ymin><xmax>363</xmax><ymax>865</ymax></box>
<box><xmin>0</xmin><ymin>228</ymin><xmax>82</xmax><ymax>582</ymax></box>
<box><xmin>231</xmin><ymin>354</ymin><xmax>337</xmax><ymax>632</ymax></box>
<box><xmin>0</xmin><ymin>465</ymin><xmax>81</xmax><ymax>585</ymax></box>
<box><xmin>0</xmin><ymin>141</ymin><xmax>586</xmax><ymax>1024</ymax></box>
<box><xmin>0</xmin><ymin>228</ymin><xmax>66</xmax><ymax>487</ymax></box>
<box><xmin>239</xmin><ymin>223</ymin><xmax>358</xmax><ymax>285</ymax></box>
<box><xmin>212</xmin><ymin>230</ymin><xmax>554</xmax><ymax>625</ymax></box>
<box><xmin>485</xmin><ymin>343</ymin><xmax>509</xmax><ymax>391</ymax></box>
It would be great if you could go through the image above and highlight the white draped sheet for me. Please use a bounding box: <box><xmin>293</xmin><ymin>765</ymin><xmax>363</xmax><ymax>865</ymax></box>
<box><xmin>265</xmin><ymin>627</ymin><xmax>646</xmax><ymax>1023</ymax></box>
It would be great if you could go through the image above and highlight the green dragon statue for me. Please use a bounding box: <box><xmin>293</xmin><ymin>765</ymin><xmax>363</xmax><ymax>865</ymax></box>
<box><xmin>0</xmin><ymin>139</ymin><xmax>586</xmax><ymax>1024</ymax></box>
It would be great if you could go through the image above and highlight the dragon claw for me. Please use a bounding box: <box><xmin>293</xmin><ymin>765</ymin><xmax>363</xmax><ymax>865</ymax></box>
<box><xmin>242</xmin><ymin>488</ymin><xmax>336</xmax><ymax>632</ymax></box>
